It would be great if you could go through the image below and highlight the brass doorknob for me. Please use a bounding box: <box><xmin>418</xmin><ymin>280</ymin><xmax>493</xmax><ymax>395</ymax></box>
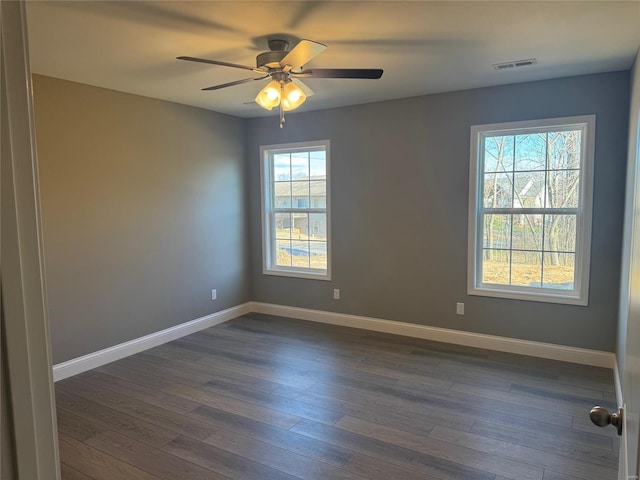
<box><xmin>590</xmin><ymin>406</ymin><xmax>623</xmax><ymax>435</ymax></box>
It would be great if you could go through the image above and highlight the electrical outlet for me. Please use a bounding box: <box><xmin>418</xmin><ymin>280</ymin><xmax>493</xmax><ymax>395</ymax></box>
<box><xmin>211</xmin><ymin>289</ymin><xmax>217</xmax><ymax>301</ymax></box>
<box><xmin>333</xmin><ymin>289</ymin><xmax>340</xmax><ymax>300</ymax></box>
<box><xmin>456</xmin><ymin>302</ymin><xmax>464</xmax><ymax>315</ymax></box>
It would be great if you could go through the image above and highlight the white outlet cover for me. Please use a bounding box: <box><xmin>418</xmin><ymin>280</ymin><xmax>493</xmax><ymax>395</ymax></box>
<box><xmin>212</xmin><ymin>289</ymin><xmax>217</xmax><ymax>300</ymax></box>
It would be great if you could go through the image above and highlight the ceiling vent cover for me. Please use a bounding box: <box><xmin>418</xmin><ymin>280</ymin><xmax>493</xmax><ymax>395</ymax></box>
<box><xmin>492</xmin><ymin>58</ymin><xmax>538</xmax><ymax>70</ymax></box>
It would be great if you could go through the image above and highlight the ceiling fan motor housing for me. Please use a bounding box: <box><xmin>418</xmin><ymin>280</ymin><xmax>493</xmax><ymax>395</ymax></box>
<box><xmin>256</xmin><ymin>50</ymin><xmax>288</xmax><ymax>69</ymax></box>
<box><xmin>256</xmin><ymin>39</ymin><xmax>290</xmax><ymax>69</ymax></box>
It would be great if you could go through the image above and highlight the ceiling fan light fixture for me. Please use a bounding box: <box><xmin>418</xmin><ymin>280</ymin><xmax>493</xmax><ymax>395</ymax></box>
<box><xmin>180</xmin><ymin>38</ymin><xmax>382</xmax><ymax>125</ymax></box>
<box><xmin>281</xmin><ymin>81</ymin><xmax>306</xmax><ymax>111</ymax></box>
<box><xmin>255</xmin><ymin>79</ymin><xmax>281</xmax><ymax>110</ymax></box>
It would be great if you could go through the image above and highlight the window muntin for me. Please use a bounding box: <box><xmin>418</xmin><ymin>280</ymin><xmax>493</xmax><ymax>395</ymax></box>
<box><xmin>261</xmin><ymin>141</ymin><xmax>330</xmax><ymax>280</ymax></box>
<box><xmin>468</xmin><ymin>116</ymin><xmax>594</xmax><ymax>305</ymax></box>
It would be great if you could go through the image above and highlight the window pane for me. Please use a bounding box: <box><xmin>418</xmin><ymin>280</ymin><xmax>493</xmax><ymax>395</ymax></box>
<box><xmin>512</xmin><ymin>214</ymin><xmax>543</xmax><ymax>251</ymax></box>
<box><xmin>276</xmin><ymin>240</ymin><xmax>292</xmax><ymax>266</ymax></box>
<box><xmin>275</xmin><ymin>213</ymin><xmax>291</xmax><ymax>239</ymax></box>
<box><xmin>547</xmin><ymin>169</ymin><xmax>579</xmax><ymax>208</ymax></box>
<box><xmin>310</xmin><ymin>154</ymin><xmax>326</xmax><ymax>180</ymax></box>
<box><xmin>310</xmin><ymin>181</ymin><xmax>326</xmax><ymax>208</ymax></box>
<box><xmin>511</xmin><ymin>251</ymin><xmax>542</xmax><ymax>287</ymax></box>
<box><xmin>513</xmin><ymin>171</ymin><xmax>545</xmax><ymax>208</ymax></box>
<box><xmin>274</xmin><ymin>182</ymin><xmax>291</xmax><ymax>208</ymax></box>
<box><xmin>291</xmin><ymin>181</ymin><xmax>309</xmax><ymax>209</ymax></box>
<box><xmin>273</xmin><ymin>154</ymin><xmax>290</xmax><ymax>181</ymax></box>
<box><xmin>309</xmin><ymin>213</ymin><xmax>327</xmax><ymax>240</ymax></box>
<box><xmin>484</xmin><ymin>135</ymin><xmax>514</xmax><ymax>172</ymax></box>
<box><xmin>548</xmin><ymin>131</ymin><xmax>581</xmax><ymax>170</ymax></box>
<box><xmin>543</xmin><ymin>252</ymin><xmax>575</xmax><ymax>290</ymax></box>
<box><xmin>543</xmin><ymin>215</ymin><xmax>576</xmax><ymax>252</ymax></box>
<box><xmin>291</xmin><ymin>153</ymin><xmax>309</xmax><ymax>180</ymax></box>
<box><xmin>482</xmin><ymin>249</ymin><xmax>510</xmax><ymax>284</ymax></box>
<box><xmin>515</xmin><ymin>133</ymin><xmax>546</xmax><ymax>171</ymax></box>
<box><xmin>291</xmin><ymin>213</ymin><xmax>308</xmax><ymax>239</ymax></box>
<box><xmin>312</xmin><ymin>196</ymin><xmax>326</xmax><ymax>209</ymax></box>
<box><xmin>291</xmin><ymin>241</ymin><xmax>310</xmax><ymax>267</ymax></box>
<box><xmin>483</xmin><ymin>173</ymin><xmax>513</xmax><ymax>208</ymax></box>
<box><xmin>309</xmin><ymin>241</ymin><xmax>327</xmax><ymax>269</ymax></box>
<box><xmin>483</xmin><ymin>214</ymin><xmax>511</xmax><ymax>249</ymax></box>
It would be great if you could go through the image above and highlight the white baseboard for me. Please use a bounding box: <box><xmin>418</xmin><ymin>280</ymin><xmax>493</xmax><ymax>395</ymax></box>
<box><xmin>251</xmin><ymin>302</ymin><xmax>616</xmax><ymax>369</ymax></box>
<box><xmin>54</xmin><ymin>300</ymin><xmax>615</xmax><ymax>382</ymax></box>
<box><xmin>52</xmin><ymin>302</ymin><xmax>252</xmax><ymax>382</ymax></box>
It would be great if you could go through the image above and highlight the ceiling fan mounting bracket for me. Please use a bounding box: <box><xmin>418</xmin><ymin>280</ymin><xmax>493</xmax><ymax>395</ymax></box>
<box><xmin>268</xmin><ymin>39</ymin><xmax>289</xmax><ymax>52</ymax></box>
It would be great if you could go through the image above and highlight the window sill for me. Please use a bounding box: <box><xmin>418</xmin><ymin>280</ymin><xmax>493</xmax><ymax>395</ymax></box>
<box><xmin>263</xmin><ymin>267</ymin><xmax>331</xmax><ymax>281</ymax></box>
<box><xmin>468</xmin><ymin>286</ymin><xmax>588</xmax><ymax>306</ymax></box>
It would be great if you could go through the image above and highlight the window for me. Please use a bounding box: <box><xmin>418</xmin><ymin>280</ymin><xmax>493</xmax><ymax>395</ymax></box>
<box><xmin>468</xmin><ymin>116</ymin><xmax>595</xmax><ymax>305</ymax></box>
<box><xmin>261</xmin><ymin>140</ymin><xmax>330</xmax><ymax>280</ymax></box>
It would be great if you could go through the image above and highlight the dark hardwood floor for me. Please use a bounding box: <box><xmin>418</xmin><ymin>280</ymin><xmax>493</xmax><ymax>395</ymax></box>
<box><xmin>56</xmin><ymin>313</ymin><xmax>619</xmax><ymax>479</ymax></box>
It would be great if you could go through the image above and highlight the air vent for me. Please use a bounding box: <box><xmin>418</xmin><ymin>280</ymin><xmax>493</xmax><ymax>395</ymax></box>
<box><xmin>492</xmin><ymin>58</ymin><xmax>537</xmax><ymax>70</ymax></box>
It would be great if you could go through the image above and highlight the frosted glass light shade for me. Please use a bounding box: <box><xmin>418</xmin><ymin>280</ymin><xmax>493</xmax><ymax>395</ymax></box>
<box><xmin>281</xmin><ymin>82</ymin><xmax>306</xmax><ymax>111</ymax></box>
<box><xmin>255</xmin><ymin>80</ymin><xmax>281</xmax><ymax>110</ymax></box>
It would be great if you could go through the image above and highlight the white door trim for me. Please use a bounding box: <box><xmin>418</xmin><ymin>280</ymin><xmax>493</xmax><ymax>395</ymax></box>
<box><xmin>1</xmin><ymin>1</ymin><xmax>60</xmax><ymax>477</ymax></box>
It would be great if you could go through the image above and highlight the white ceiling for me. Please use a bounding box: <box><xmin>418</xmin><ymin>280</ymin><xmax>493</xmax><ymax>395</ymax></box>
<box><xmin>26</xmin><ymin>1</ymin><xmax>640</xmax><ymax>118</ymax></box>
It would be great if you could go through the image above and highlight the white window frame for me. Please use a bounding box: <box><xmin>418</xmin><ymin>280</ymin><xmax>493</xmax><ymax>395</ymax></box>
<box><xmin>260</xmin><ymin>140</ymin><xmax>331</xmax><ymax>280</ymax></box>
<box><xmin>467</xmin><ymin>115</ymin><xmax>595</xmax><ymax>305</ymax></box>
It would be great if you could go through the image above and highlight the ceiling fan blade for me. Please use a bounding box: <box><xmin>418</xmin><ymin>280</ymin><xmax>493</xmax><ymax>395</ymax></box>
<box><xmin>202</xmin><ymin>75</ymin><xmax>269</xmax><ymax>91</ymax></box>
<box><xmin>280</xmin><ymin>39</ymin><xmax>327</xmax><ymax>71</ymax></box>
<box><xmin>177</xmin><ymin>56</ymin><xmax>264</xmax><ymax>74</ymax></box>
<box><xmin>294</xmin><ymin>68</ymin><xmax>383</xmax><ymax>79</ymax></box>
<box><xmin>293</xmin><ymin>79</ymin><xmax>315</xmax><ymax>97</ymax></box>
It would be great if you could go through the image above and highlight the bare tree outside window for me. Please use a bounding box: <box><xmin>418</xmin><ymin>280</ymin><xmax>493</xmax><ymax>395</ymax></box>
<box><xmin>482</xmin><ymin>130</ymin><xmax>581</xmax><ymax>288</ymax></box>
<box><xmin>469</xmin><ymin>116</ymin><xmax>594</xmax><ymax>305</ymax></box>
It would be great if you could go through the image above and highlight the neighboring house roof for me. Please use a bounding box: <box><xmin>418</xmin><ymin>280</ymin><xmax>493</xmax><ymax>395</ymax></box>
<box><xmin>486</xmin><ymin>174</ymin><xmax>545</xmax><ymax>208</ymax></box>
<box><xmin>275</xmin><ymin>177</ymin><xmax>326</xmax><ymax>197</ymax></box>
<box><xmin>488</xmin><ymin>170</ymin><xmax>579</xmax><ymax>209</ymax></box>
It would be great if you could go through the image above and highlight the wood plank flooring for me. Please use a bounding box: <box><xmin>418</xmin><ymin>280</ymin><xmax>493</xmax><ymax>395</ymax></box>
<box><xmin>56</xmin><ymin>313</ymin><xmax>619</xmax><ymax>479</ymax></box>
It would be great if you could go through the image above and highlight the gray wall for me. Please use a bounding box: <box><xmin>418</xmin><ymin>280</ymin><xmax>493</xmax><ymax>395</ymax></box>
<box><xmin>617</xmin><ymin>50</ymin><xmax>639</xmax><ymax>375</ymax></box>
<box><xmin>33</xmin><ymin>70</ymin><xmax>630</xmax><ymax>362</ymax></box>
<box><xmin>33</xmin><ymin>75</ymin><xmax>250</xmax><ymax>364</ymax></box>
<box><xmin>247</xmin><ymin>71</ymin><xmax>630</xmax><ymax>352</ymax></box>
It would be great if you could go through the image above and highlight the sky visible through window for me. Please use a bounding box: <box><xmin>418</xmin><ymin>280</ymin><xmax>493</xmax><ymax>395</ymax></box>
<box><xmin>481</xmin><ymin>129</ymin><xmax>581</xmax><ymax>289</ymax></box>
<box><xmin>274</xmin><ymin>150</ymin><xmax>326</xmax><ymax>181</ymax></box>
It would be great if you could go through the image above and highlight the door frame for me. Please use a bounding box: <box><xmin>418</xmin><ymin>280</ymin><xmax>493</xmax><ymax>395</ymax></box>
<box><xmin>618</xmin><ymin>48</ymin><xmax>640</xmax><ymax>480</ymax></box>
<box><xmin>1</xmin><ymin>0</ymin><xmax>60</xmax><ymax>477</ymax></box>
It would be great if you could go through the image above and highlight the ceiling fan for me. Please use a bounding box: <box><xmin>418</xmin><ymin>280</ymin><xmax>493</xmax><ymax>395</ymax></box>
<box><xmin>178</xmin><ymin>38</ymin><xmax>383</xmax><ymax>127</ymax></box>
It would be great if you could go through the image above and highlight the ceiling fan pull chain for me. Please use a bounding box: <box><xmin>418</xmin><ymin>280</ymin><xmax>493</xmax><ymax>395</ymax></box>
<box><xmin>279</xmin><ymin>102</ymin><xmax>284</xmax><ymax>129</ymax></box>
